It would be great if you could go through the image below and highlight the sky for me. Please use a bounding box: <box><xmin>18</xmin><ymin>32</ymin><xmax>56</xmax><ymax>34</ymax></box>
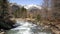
<box><xmin>9</xmin><ymin>0</ymin><xmax>43</xmax><ymax>5</ymax></box>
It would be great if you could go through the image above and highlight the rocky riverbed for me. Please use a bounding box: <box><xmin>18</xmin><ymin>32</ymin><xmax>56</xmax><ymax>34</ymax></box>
<box><xmin>4</xmin><ymin>20</ymin><xmax>52</xmax><ymax>34</ymax></box>
<box><xmin>0</xmin><ymin>18</ymin><xmax>60</xmax><ymax>34</ymax></box>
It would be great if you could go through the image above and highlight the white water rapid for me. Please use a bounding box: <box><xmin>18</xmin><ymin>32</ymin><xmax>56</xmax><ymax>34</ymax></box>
<box><xmin>5</xmin><ymin>20</ymin><xmax>52</xmax><ymax>34</ymax></box>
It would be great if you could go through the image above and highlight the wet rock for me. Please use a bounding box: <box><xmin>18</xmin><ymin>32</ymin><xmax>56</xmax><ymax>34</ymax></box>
<box><xmin>0</xmin><ymin>32</ymin><xmax>5</xmax><ymax>34</ymax></box>
<box><xmin>52</xmin><ymin>29</ymin><xmax>60</xmax><ymax>34</ymax></box>
<box><xmin>56</xmin><ymin>24</ymin><xmax>60</xmax><ymax>30</ymax></box>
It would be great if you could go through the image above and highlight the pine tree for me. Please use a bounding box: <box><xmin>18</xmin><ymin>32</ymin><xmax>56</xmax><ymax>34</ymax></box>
<box><xmin>0</xmin><ymin>0</ymin><xmax>15</xmax><ymax>30</ymax></box>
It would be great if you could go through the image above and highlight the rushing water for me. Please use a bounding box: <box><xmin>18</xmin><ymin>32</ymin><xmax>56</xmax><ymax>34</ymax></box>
<box><xmin>5</xmin><ymin>20</ymin><xmax>52</xmax><ymax>34</ymax></box>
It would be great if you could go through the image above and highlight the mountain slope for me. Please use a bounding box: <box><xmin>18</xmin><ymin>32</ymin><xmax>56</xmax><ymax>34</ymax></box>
<box><xmin>24</xmin><ymin>5</ymin><xmax>42</xmax><ymax>9</ymax></box>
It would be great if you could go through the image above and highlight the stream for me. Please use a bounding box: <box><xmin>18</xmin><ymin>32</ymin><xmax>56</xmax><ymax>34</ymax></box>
<box><xmin>5</xmin><ymin>20</ymin><xmax>52</xmax><ymax>34</ymax></box>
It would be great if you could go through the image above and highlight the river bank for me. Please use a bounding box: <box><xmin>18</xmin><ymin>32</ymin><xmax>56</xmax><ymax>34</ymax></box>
<box><xmin>0</xmin><ymin>18</ymin><xmax>60</xmax><ymax>34</ymax></box>
<box><xmin>13</xmin><ymin>18</ymin><xmax>60</xmax><ymax>34</ymax></box>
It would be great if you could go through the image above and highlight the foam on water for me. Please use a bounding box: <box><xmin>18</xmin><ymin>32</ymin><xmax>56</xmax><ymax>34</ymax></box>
<box><xmin>6</xmin><ymin>20</ymin><xmax>52</xmax><ymax>34</ymax></box>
